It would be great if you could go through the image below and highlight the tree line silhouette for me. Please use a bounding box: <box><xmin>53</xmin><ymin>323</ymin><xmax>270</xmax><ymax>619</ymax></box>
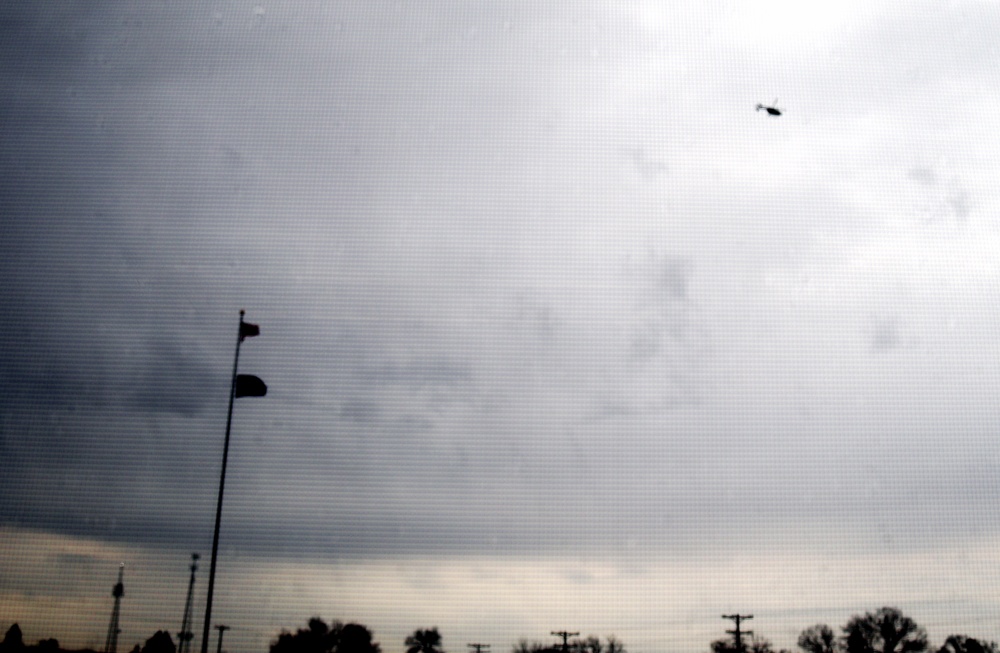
<box><xmin>0</xmin><ymin>624</ymin><xmax>178</xmax><ymax>653</ymax></box>
<box><xmin>2</xmin><ymin>606</ymin><xmax>996</xmax><ymax>653</ymax></box>
<box><xmin>707</xmin><ymin>607</ymin><xmax>995</xmax><ymax>653</ymax></box>
<box><xmin>511</xmin><ymin>634</ymin><xmax>626</xmax><ymax>653</ymax></box>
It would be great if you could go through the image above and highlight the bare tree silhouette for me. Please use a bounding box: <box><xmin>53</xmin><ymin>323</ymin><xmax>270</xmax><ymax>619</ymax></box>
<box><xmin>842</xmin><ymin>608</ymin><xmax>927</xmax><ymax>653</ymax></box>
<box><xmin>938</xmin><ymin>636</ymin><xmax>998</xmax><ymax>653</ymax></box>
<box><xmin>405</xmin><ymin>630</ymin><xmax>444</xmax><ymax>653</ymax></box>
<box><xmin>799</xmin><ymin>625</ymin><xmax>839</xmax><ymax>653</ymax></box>
<box><xmin>271</xmin><ymin>620</ymin><xmax>379</xmax><ymax>653</ymax></box>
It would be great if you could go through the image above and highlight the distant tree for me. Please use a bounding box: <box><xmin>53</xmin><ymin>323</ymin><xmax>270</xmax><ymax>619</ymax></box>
<box><xmin>574</xmin><ymin>636</ymin><xmax>625</xmax><ymax>653</ymax></box>
<box><xmin>799</xmin><ymin>625</ymin><xmax>839</xmax><ymax>653</ymax></box>
<box><xmin>269</xmin><ymin>620</ymin><xmax>380</xmax><ymax>653</ymax></box>
<box><xmin>405</xmin><ymin>629</ymin><xmax>444</xmax><ymax>653</ymax></box>
<box><xmin>844</xmin><ymin>626</ymin><xmax>870</xmax><ymax>653</ymax></box>
<box><xmin>711</xmin><ymin>638</ymin><xmax>739</xmax><ymax>653</ymax></box>
<box><xmin>141</xmin><ymin>631</ymin><xmax>176</xmax><ymax>653</ymax></box>
<box><xmin>710</xmin><ymin>633</ymin><xmax>783</xmax><ymax>653</ymax></box>
<box><xmin>271</xmin><ymin>618</ymin><xmax>339</xmax><ymax>653</ymax></box>
<box><xmin>748</xmin><ymin>637</ymin><xmax>777</xmax><ymax>653</ymax></box>
<box><xmin>842</xmin><ymin>608</ymin><xmax>927</xmax><ymax>653</ymax></box>
<box><xmin>271</xmin><ymin>629</ymin><xmax>299</xmax><ymax>653</ymax></box>
<box><xmin>512</xmin><ymin>640</ymin><xmax>551</xmax><ymax>653</ymax></box>
<box><xmin>36</xmin><ymin>639</ymin><xmax>60</xmax><ymax>653</ymax></box>
<box><xmin>938</xmin><ymin>636</ymin><xmax>998</xmax><ymax>653</ymax></box>
<box><xmin>1</xmin><ymin>625</ymin><xmax>25</xmax><ymax>653</ymax></box>
<box><xmin>605</xmin><ymin>637</ymin><xmax>625</xmax><ymax>653</ymax></box>
<box><xmin>338</xmin><ymin>623</ymin><xmax>379</xmax><ymax>653</ymax></box>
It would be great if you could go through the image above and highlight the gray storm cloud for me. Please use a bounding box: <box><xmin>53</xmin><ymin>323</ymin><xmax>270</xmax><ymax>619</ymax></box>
<box><xmin>2</xmin><ymin>0</ymin><xmax>1000</xmax><ymax>567</ymax></box>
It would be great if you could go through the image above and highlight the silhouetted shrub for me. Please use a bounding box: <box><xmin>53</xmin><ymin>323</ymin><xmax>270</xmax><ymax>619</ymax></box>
<box><xmin>141</xmin><ymin>631</ymin><xmax>175</xmax><ymax>653</ymax></box>
<box><xmin>36</xmin><ymin>639</ymin><xmax>59</xmax><ymax>653</ymax></box>
<box><xmin>271</xmin><ymin>620</ymin><xmax>379</xmax><ymax>653</ymax></box>
<box><xmin>1</xmin><ymin>625</ymin><xmax>25</xmax><ymax>653</ymax></box>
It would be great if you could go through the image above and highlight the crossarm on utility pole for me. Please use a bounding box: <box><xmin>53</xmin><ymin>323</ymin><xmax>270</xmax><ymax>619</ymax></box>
<box><xmin>722</xmin><ymin>614</ymin><xmax>754</xmax><ymax>653</ymax></box>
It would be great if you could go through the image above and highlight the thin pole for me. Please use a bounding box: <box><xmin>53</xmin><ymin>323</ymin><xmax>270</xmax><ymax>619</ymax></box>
<box><xmin>723</xmin><ymin>614</ymin><xmax>753</xmax><ymax>653</ymax></box>
<box><xmin>215</xmin><ymin>625</ymin><xmax>230</xmax><ymax>653</ymax></box>
<box><xmin>551</xmin><ymin>632</ymin><xmax>578</xmax><ymax>653</ymax></box>
<box><xmin>200</xmin><ymin>312</ymin><xmax>246</xmax><ymax>653</ymax></box>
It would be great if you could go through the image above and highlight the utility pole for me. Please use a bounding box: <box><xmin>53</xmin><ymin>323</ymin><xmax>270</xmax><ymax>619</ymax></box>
<box><xmin>178</xmin><ymin>554</ymin><xmax>200</xmax><ymax>653</ymax></box>
<box><xmin>551</xmin><ymin>632</ymin><xmax>579</xmax><ymax>653</ymax></box>
<box><xmin>722</xmin><ymin>614</ymin><xmax>753</xmax><ymax>653</ymax></box>
<box><xmin>104</xmin><ymin>564</ymin><xmax>125</xmax><ymax>653</ymax></box>
<box><xmin>214</xmin><ymin>625</ymin><xmax>230</xmax><ymax>653</ymax></box>
<box><xmin>468</xmin><ymin>644</ymin><xmax>491</xmax><ymax>653</ymax></box>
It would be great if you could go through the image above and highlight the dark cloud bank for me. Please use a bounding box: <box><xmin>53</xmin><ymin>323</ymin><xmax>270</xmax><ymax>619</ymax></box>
<box><xmin>3</xmin><ymin>1</ymin><xmax>1000</xmax><ymax>568</ymax></box>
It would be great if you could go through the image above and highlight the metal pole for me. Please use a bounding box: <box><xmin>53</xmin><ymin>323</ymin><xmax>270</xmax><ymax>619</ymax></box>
<box><xmin>215</xmin><ymin>625</ymin><xmax>230</xmax><ymax>653</ymax></box>
<box><xmin>200</xmin><ymin>312</ymin><xmax>245</xmax><ymax>653</ymax></box>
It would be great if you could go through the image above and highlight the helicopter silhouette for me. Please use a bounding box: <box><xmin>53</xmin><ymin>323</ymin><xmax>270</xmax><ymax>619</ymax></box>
<box><xmin>756</xmin><ymin>99</ymin><xmax>782</xmax><ymax>116</ymax></box>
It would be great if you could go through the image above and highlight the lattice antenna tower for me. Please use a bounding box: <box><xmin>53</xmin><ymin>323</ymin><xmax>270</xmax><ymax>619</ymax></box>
<box><xmin>104</xmin><ymin>563</ymin><xmax>125</xmax><ymax>653</ymax></box>
<box><xmin>178</xmin><ymin>553</ymin><xmax>200</xmax><ymax>653</ymax></box>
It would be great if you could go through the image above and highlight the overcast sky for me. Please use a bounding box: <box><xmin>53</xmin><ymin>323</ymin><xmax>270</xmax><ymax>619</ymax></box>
<box><xmin>4</xmin><ymin>2</ymin><xmax>1000</xmax><ymax>653</ymax></box>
